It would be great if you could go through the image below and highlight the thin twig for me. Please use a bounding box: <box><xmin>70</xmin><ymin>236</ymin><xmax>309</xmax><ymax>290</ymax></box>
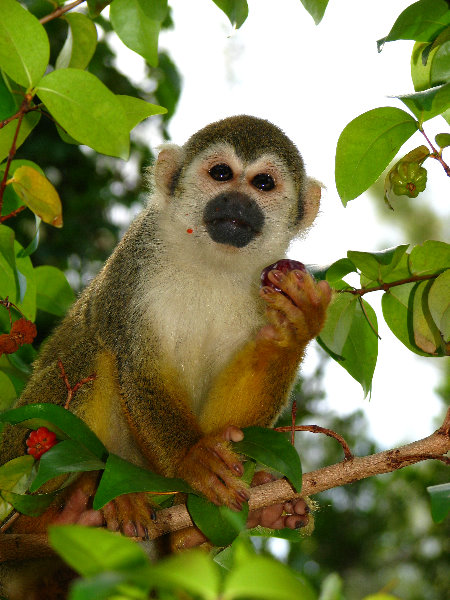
<box><xmin>57</xmin><ymin>359</ymin><xmax>96</xmax><ymax>410</ymax></box>
<box><xmin>419</xmin><ymin>126</ymin><xmax>450</xmax><ymax>177</ymax></box>
<box><xmin>275</xmin><ymin>424</ymin><xmax>353</xmax><ymax>460</ymax></box>
<box><xmin>39</xmin><ymin>0</ymin><xmax>86</xmax><ymax>24</ymax></box>
<box><xmin>340</xmin><ymin>273</ymin><xmax>437</xmax><ymax>297</ymax></box>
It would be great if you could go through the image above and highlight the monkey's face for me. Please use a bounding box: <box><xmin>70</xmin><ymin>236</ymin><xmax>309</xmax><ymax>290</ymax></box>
<box><xmin>153</xmin><ymin>134</ymin><xmax>320</xmax><ymax>275</ymax></box>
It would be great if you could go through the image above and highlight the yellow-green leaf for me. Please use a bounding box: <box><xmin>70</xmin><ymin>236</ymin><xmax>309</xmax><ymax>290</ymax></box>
<box><xmin>10</xmin><ymin>166</ymin><xmax>62</xmax><ymax>228</ymax></box>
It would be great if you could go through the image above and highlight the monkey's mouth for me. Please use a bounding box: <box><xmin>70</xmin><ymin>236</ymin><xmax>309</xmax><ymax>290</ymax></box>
<box><xmin>203</xmin><ymin>192</ymin><xmax>265</xmax><ymax>248</ymax></box>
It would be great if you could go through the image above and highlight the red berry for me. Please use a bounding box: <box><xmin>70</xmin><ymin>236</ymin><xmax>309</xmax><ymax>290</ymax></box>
<box><xmin>26</xmin><ymin>426</ymin><xmax>58</xmax><ymax>460</ymax></box>
<box><xmin>260</xmin><ymin>259</ymin><xmax>306</xmax><ymax>292</ymax></box>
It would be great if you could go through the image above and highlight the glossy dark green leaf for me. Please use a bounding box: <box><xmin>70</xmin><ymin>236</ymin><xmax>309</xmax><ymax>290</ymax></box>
<box><xmin>0</xmin><ymin>372</ymin><xmax>17</xmax><ymax>413</ymax></box>
<box><xmin>0</xmin><ymin>403</ymin><xmax>108</xmax><ymax>460</ymax></box>
<box><xmin>409</xmin><ymin>240</ymin><xmax>450</xmax><ymax>275</ymax></box>
<box><xmin>93</xmin><ymin>453</ymin><xmax>191</xmax><ymax>509</ymax></box>
<box><xmin>412</xmin><ymin>280</ymin><xmax>443</xmax><ymax>355</ymax></box>
<box><xmin>325</xmin><ymin>258</ymin><xmax>357</xmax><ymax>283</ymax></box>
<box><xmin>1</xmin><ymin>488</ymin><xmax>57</xmax><ymax>516</ymax></box>
<box><xmin>137</xmin><ymin>0</ymin><xmax>168</xmax><ymax>21</ymax></box>
<box><xmin>335</xmin><ymin>108</ymin><xmax>418</xmax><ymax>204</ymax></box>
<box><xmin>37</xmin><ymin>69</ymin><xmax>130</xmax><ymax>160</ymax></box>
<box><xmin>49</xmin><ymin>525</ymin><xmax>150</xmax><ymax>577</ymax></box>
<box><xmin>222</xmin><ymin>554</ymin><xmax>317</xmax><ymax>600</ymax></box>
<box><xmin>212</xmin><ymin>0</ymin><xmax>249</xmax><ymax>29</ymax></box>
<box><xmin>0</xmin><ymin>0</ymin><xmax>50</xmax><ymax>88</ymax></box>
<box><xmin>187</xmin><ymin>494</ymin><xmax>247</xmax><ymax>547</ymax></box>
<box><xmin>397</xmin><ymin>83</ymin><xmax>450</xmax><ymax>123</ymax></box>
<box><xmin>87</xmin><ymin>0</ymin><xmax>112</xmax><ymax>18</ymax></box>
<box><xmin>299</xmin><ymin>0</ymin><xmax>330</xmax><ymax>25</ymax></box>
<box><xmin>378</xmin><ymin>0</ymin><xmax>450</xmax><ymax>50</ymax></box>
<box><xmin>234</xmin><ymin>426</ymin><xmax>302</xmax><ymax>492</ymax></box>
<box><xmin>35</xmin><ymin>266</ymin><xmax>75</xmax><ymax>317</ymax></box>
<box><xmin>110</xmin><ymin>0</ymin><xmax>161</xmax><ymax>67</ymax></box>
<box><xmin>431</xmin><ymin>38</ymin><xmax>450</xmax><ymax>86</ymax></box>
<box><xmin>117</xmin><ymin>95</ymin><xmax>167</xmax><ymax>131</ymax></box>
<box><xmin>56</xmin><ymin>12</ymin><xmax>98</xmax><ymax>71</ymax></box>
<box><xmin>0</xmin><ymin>111</ymin><xmax>41</xmax><ymax>163</ymax></box>
<box><xmin>428</xmin><ymin>269</ymin><xmax>450</xmax><ymax>342</ymax></box>
<box><xmin>30</xmin><ymin>440</ymin><xmax>106</xmax><ymax>492</ymax></box>
<box><xmin>0</xmin><ymin>455</ymin><xmax>34</xmax><ymax>520</ymax></box>
<box><xmin>427</xmin><ymin>483</ymin><xmax>450</xmax><ymax>523</ymax></box>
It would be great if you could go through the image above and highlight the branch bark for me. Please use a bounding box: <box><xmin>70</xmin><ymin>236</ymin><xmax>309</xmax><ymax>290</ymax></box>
<box><xmin>1</xmin><ymin>411</ymin><xmax>448</xmax><ymax>561</ymax></box>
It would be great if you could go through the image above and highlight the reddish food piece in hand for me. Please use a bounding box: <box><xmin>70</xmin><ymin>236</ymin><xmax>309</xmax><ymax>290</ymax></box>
<box><xmin>26</xmin><ymin>427</ymin><xmax>58</xmax><ymax>460</ymax></box>
<box><xmin>260</xmin><ymin>259</ymin><xmax>307</xmax><ymax>292</ymax></box>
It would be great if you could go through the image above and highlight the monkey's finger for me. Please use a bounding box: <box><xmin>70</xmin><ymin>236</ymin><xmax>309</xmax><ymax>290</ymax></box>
<box><xmin>284</xmin><ymin>513</ymin><xmax>309</xmax><ymax>529</ymax></box>
<box><xmin>221</xmin><ymin>425</ymin><xmax>244</xmax><ymax>443</ymax></box>
<box><xmin>171</xmin><ymin>527</ymin><xmax>208</xmax><ymax>551</ymax></box>
<box><xmin>251</xmin><ymin>470</ymin><xmax>276</xmax><ymax>487</ymax></box>
<box><xmin>76</xmin><ymin>509</ymin><xmax>104</xmax><ymax>527</ymax></box>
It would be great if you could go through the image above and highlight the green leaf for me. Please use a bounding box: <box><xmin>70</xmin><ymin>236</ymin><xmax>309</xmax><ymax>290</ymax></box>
<box><xmin>0</xmin><ymin>403</ymin><xmax>108</xmax><ymax>460</ymax></box>
<box><xmin>0</xmin><ymin>0</ymin><xmax>50</xmax><ymax>88</ymax></box>
<box><xmin>1</xmin><ymin>488</ymin><xmax>57</xmax><ymax>516</ymax></box>
<box><xmin>378</xmin><ymin>0</ymin><xmax>450</xmax><ymax>50</ymax></box>
<box><xmin>247</xmin><ymin>526</ymin><xmax>305</xmax><ymax>542</ymax></box>
<box><xmin>136</xmin><ymin>0</ymin><xmax>168</xmax><ymax>21</ymax></box>
<box><xmin>412</xmin><ymin>280</ymin><xmax>443</xmax><ymax>354</ymax></box>
<box><xmin>0</xmin><ymin>72</ymin><xmax>16</xmax><ymax>120</ymax></box>
<box><xmin>318</xmin><ymin>293</ymin><xmax>357</xmax><ymax>356</ymax></box>
<box><xmin>381</xmin><ymin>282</ymin><xmax>428</xmax><ymax>356</ymax></box>
<box><xmin>435</xmin><ymin>132</ymin><xmax>450</xmax><ymax>148</ymax></box>
<box><xmin>0</xmin><ymin>224</ymin><xmax>16</xmax><ymax>298</ymax></box>
<box><xmin>87</xmin><ymin>0</ymin><xmax>113</xmax><ymax>18</ymax></box>
<box><xmin>0</xmin><ymin>371</ymin><xmax>17</xmax><ymax>412</ymax></box>
<box><xmin>0</xmin><ymin>455</ymin><xmax>34</xmax><ymax>491</ymax></box>
<box><xmin>335</xmin><ymin>108</ymin><xmax>418</xmax><ymax>204</ymax></box>
<box><xmin>222</xmin><ymin>554</ymin><xmax>317</xmax><ymax>600</ymax></box>
<box><xmin>49</xmin><ymin>525</ymin><xmax>150</xmax><ymax>578</ymax></box>
<box><xmin>187</xmin><ymin>494</ymin><xmax>247</xmax><ymax>547</ymax></box>
<box><xmin>324</xmin><ymin>299</ymin><xmax>378</xmax><ymax>396</ymax></box>
<box><xmin>0</xmin><ymin>111</ymin><xmax>41</xmax><ymax>163</ymax></box>
<box><xmin>56</xmin><ymin>12</ymin><xmax>98</xmax><ymax>71</ymax></box>
<box><xmin>428</xmin><ymin>269</ymin><xmax>450</xmax><ymax>342</ymax></box>
<box><xmin>93</xmin><ymin>453</ymin><xmax>191</xmax><ymax>509</ymax></box>
<box><xmin>110</xmin><ymin>0</ymin><xmax>161</xmax><ymax>67</ymax></box>
<box><xmin>15</xmin><ymin>239</ymin><xmax>36</xmax><ymax>320</ymax></box>
<box><xmin>37</xmin><ymin>69</ymin><xmax>130</xmax><ymax>160</ymax></box>
<box><xmin>68</xmin><ymin>572</ymin><xmax>129</xmax><ymax>600</ymax></box>
<box><xmin>348</xmin><ymin>246</ymin><xmax>410</xmax><ymax>282</ymax></box>
<box><xmin>30</xmin><ymin>440</ymin><xmax>106</xmax><ymax>492</ymax></box>
<box><xmin>11</xmin><ymin>166</ymin><xmax>63</xmax><ymax>227</ymax></box>
<box><xmin>117</xmin><ymin>95</ymin><xmax>167</xmax><ymax>130</ymax></box>
<box><xmin>325</xmin><ymin>258</ymin><xmax>357</xmax><ymax>283</ymax></box>
<box><xmin>234</xmin><ymin>427</ymin><xmax>302</xmax><ymax>492</ymax></box>
<box><xmin>431</xmin><ymin>38</ymin><xmax>450</xmax><ymax>86</ymax></box>
<box><xmin>299</xmin><ymin>0</ymin><xmax>330</xmax><ymax>25</ymax></box>
<box><xmin>427</xmin><ymin>482</ymin><xmax>450</xmax><ymax>523</ymax></box>
<box><xmin>35</xmin><ymin>265</ymin><xmax>75</xmax><ymax>317</ymax></box>
<box><xmin>212</xmin><ymin>0</ymin><xmax>249</xmax><ymax>29</ymax></box>
<box><xmin>397</xmin><ymin>83</ymin><xmax>450</xmax><ymax>123</ymax></box>
<box><xmin>409</xmin><ymin>240</ymin><xmax>450</xmax><ymax>275</ymax></box>
<box><xmin>151</xmin><ymin>550</ymin><xmax>221</xmax><ymax>600</ymax></box>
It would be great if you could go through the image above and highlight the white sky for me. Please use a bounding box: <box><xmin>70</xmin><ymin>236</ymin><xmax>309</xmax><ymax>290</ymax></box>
<box><xmin>116</xmin><ymin>0</ymin><xmax>449</xmax><ymax>448</ymax></box>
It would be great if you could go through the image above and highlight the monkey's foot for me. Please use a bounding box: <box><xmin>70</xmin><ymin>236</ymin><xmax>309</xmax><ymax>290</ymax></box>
<box><xmin>175</xmin><ymin>426</ymin><xmax>250</xmax><ymax>511</ymax></box>
<box><xmin>246</xmin><ymin>471</ymin><xmax>310</xmax><ymax>530</ymax></box>
<box><xmin>258</xmin><ymin>269</ymin><xmax>331</xmax><ymax>347</ymax></box>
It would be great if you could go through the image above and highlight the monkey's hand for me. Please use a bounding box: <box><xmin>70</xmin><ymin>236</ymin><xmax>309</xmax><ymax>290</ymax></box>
<box><xmin>258</xmin><ymin>268</ymin><xmax>331</xmax><ymax>347</ymax></box>
<box><xmin>174</xmin><ymin>426</ymin><xmax>250</xmax><ymax>511</ymax></box>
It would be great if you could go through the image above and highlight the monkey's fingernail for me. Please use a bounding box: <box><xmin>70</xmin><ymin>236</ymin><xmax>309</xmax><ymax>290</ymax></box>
<box><xmin>295</xmin><ymin>519</ymin><xmax>306</xmax><ymax>529</ymax></box>
<box><xmin>232</xmin><ymin>501</ymin><xmax>242</xmax><ymax>511</ymax></box>
<box><xmin>293</xmin><ymin>270</ymin><xmax>305</xmax><ymax>281</ymax></box>
<box><xmin>144</xmin><ymin>526</ymin><xmax>150</xmax><ymax>541</ymax></box>
<box><xmin>233</xmin><ymin>463</ymin><xmax>243</xmax><ymax>475</ymax></box>
<box><xmin>261</xmin><ymin>286</ymin><xmax>275</xmax><ymax>295</ymax></box>
<box><xmin>271</xmin><ymin>270</ymin><xmax>284</xmax><ymax>282</ymax></box>
<box><xmin>150</xmin><ymin>510</ymin><xmax>157</xmax><ymax>521</ymax></box>
<box><xmin>237</xmin><ymin>490</ymin><xmax>250</xmax><ymax>502</ymax></box>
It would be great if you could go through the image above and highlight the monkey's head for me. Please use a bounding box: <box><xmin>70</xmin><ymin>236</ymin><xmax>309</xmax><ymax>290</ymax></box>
<box><xmin>151</xmin><ymin>115</ymin><xmax>321</xmax><ymax>275</ymax></box>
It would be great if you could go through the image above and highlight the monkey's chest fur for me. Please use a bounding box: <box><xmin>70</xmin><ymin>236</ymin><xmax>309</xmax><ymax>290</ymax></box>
<box><xmin>139</xmin><ymin>264</ymin><xmax>264</xmax><ymax>416</ymax></box>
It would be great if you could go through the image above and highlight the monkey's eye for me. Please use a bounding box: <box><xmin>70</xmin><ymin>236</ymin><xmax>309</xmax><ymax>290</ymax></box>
<box><xmin>252</xmin><ymin>173</ymin><xmax>275</xmax><ymax>191</ymax></box>
<box><xmin>209</xmin><ymin>164</ymin><xmax>233</xmax><ymax>182</ymax></box>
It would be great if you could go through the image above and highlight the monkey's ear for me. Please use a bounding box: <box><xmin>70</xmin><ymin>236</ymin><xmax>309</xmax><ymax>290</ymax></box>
<box><xmin>299</xmin><ymin>178</ymin><xmax>322</xmax><ymax>230</ymax></box>
<box><xmin>154</xmin><ymin>144</ymin><xmax>183</xmax><ymax>196</ymax></box>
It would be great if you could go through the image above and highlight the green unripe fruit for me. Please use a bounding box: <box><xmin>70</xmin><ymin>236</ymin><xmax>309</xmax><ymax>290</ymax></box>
<box><xmin>389</xmin><ymin>161</ymin><xmax>427</xmax><ymax>198</ymax></box>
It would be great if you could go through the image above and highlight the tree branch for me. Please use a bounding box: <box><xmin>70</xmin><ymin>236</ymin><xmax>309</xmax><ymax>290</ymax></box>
<box><xmin>1</xmin><ymin>410</ymin><xmax>448</xmax><ymax>560</ymax></box>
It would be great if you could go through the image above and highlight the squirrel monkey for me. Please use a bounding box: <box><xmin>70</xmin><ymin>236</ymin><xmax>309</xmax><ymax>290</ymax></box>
<box><xmin>0</xmin><ymin>115</ymin><xmax>331</xmax><ymax>596</ymax></box>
